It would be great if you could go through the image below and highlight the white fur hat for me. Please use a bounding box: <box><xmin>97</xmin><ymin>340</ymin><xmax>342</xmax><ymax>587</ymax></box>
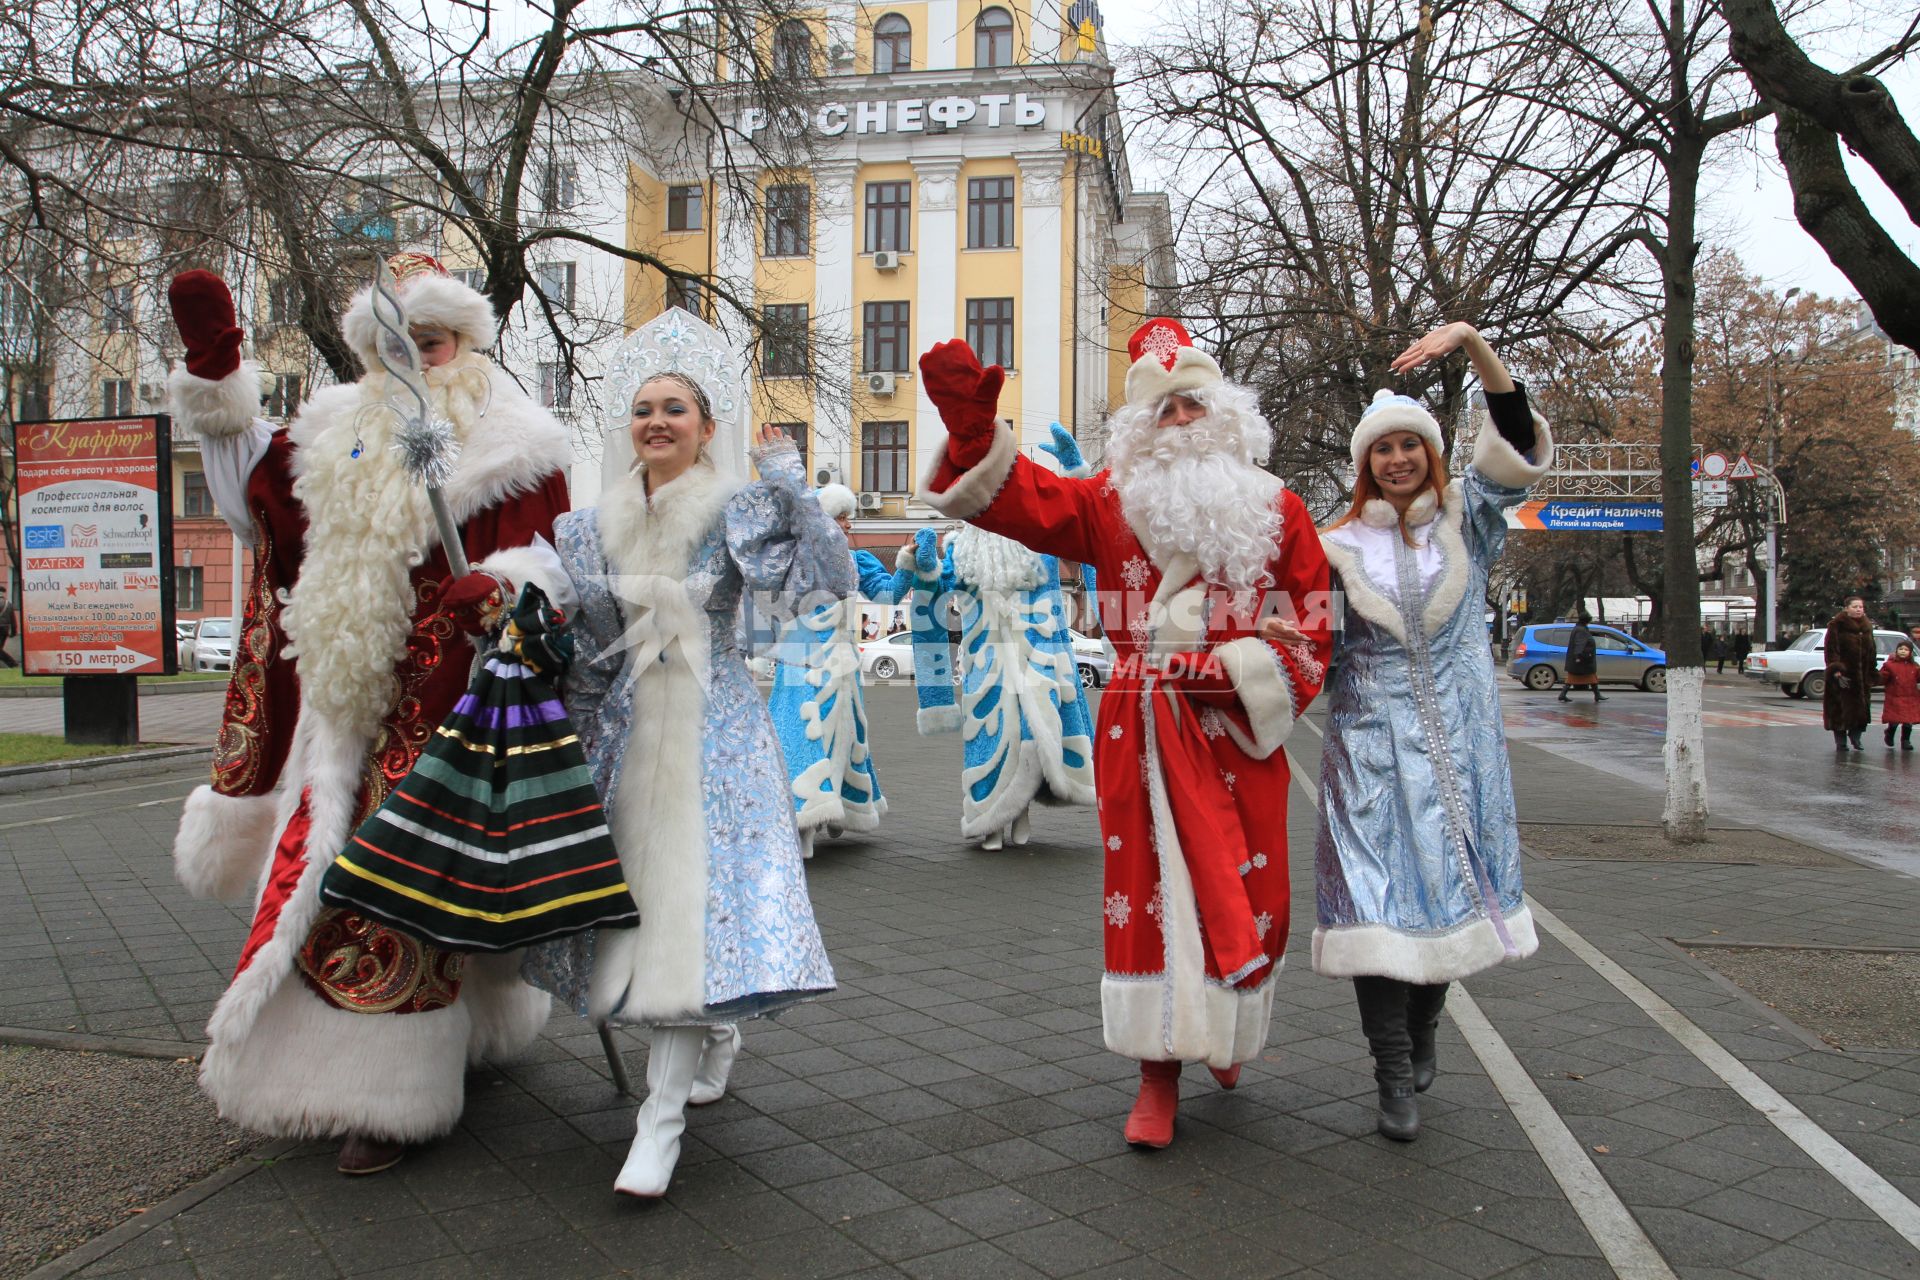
<box><xmin>1351</xmin><ymin>389</ymin><xmax>1443</xmax><ymax>468</ymax></box>
<box><xmin>815</xmin><ymin>483</ymin><xmax>857</xmax><ymax>520</ymax></box>
<box><xmin>1123</xmin><ymin>317</ymin><xmax>1223</xmax><ymax>408</ymax></box>
<box><xmin>340</xmin><ymin>253</ymin><xmax>497</xmax><ymax>368</ymax></box>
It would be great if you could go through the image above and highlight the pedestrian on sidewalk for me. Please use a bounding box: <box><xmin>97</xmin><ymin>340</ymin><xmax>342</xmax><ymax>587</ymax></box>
<box><xmin>1878</xmin><ymin>641</ymin><xmax>1919</xmax><ymax>750</ymax></box>
<box><xmin>1824</xmin><ymin>595</ymin><xmax>1876</xmax><ymax>752</ymax></box>
<box><xmin>1731</xmin><ymin>628</ymin><xmax>1753</xmax><ymax>674</ymax></box>
<box><xmin>519</xmin><ymin>310</ymin><xmax>841</xmax><ymax>1199</ymax></box>
<box><xmin>916</xmin><ymin>320</ymin><xmax>1332</xmax><ymax>1151</ymax></box>
<box><xmin>1281</xmin><ymin>322</ymin><xmax>1549</xmax><ymax>1142</ymax></box>
<box><xmin>164</xmin><ymin>258</ymin><xmax>570</xmax><ymax>1176</ymax></box>
<box><xmin>1559</xmin><ymin>613</ymin><xmax>1605</xmax><ymax>703</ymax></box>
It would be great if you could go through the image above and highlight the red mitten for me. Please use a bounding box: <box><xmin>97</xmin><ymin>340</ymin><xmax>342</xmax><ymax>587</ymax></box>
<box><xmin>168</xmin><ymin>271</ymin><xmax>244</xmax><ymax>381</ymax></box>
<box><xmin>1163</xmin><ymin>650</ymin><xmax>1238</xmax><ymax>708</ymax></box>
<box><xmin>919</xmin><ymin>339</ymin><xmax>1006</xmax><ymax>469</ymax></box>
<box><xmin>440</xmin><ymin>572</ymin><xmax>508</xmax><ymax>634</ymax></box>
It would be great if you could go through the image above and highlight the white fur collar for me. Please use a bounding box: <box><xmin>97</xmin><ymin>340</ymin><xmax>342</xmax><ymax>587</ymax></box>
<box><xmin>1322</xmin><ymin>482</ymin><xmax>1468</xmax><ymax>645</ymax></box>
<box><xmin>1359</xmin><ymin>488</ymin><xmax>1439</xmax><ymax>530</ymax></box>
<box><xmin>598</xmin><ymin>464</ymin><xmax>738</xmax><ymax>580</ymax></box>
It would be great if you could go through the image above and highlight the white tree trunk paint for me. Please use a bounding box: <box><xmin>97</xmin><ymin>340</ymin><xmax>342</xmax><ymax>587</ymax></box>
<box><xmin>1662</xmin><ymin>668</ymin><xmax>1709</xmax><ymax>841</ymax></box>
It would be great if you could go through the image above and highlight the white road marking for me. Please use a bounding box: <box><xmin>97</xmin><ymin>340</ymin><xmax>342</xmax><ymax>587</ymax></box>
<box><xmin>0</xmin><ymin>813</ymin><xmax>75</xmax><ymax>832</ymax></box>
<box><xmin>1284</xmin><ymin>727</ymin><xmax>1676</xmax><ymax>1279</ymax></box>
<box><xmin>1528</xmin><ymin>898</ymin><xmax>1920</xmax><ymax>1254</ymax></box>
<box><xmin>0</xmin><ymin>775</ymin><xmax>201</xmax><ymax>812</ymax></box>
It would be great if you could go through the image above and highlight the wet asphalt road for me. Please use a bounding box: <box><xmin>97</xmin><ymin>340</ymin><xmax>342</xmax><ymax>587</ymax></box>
<box><xmin>1497</xmin><ymin>673</ymin><xmax>1920</xmax><ymax>879</ymax></box>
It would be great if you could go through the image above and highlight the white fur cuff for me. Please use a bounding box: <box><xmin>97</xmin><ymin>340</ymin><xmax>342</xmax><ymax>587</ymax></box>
<box><xmin>168</xmin><ymin>362</ymin><xmax>265</xmax><ymax>440</ymax></box>
<box><xmin>918</xmin><ymin>422</ymin><xmax>1018</xmax><ymax>520</ymax></box>
<box><xmin>1311</xmin><ymin>905</ymin><xmax>1539</xmax><ymax>984</ymax></box>
<box><xmin>1472</xmin><ymin>411</ymin><xmax>1555</xmax><ymax>488</ymax></box>
<box><xmin>1214</xmin><ymin>636</ymin><xmax>1296</xmax><ymax>759</ymax></box>
<box><xmin>1100</xmin><ymin>972</ymin><xmax>1278</xmax><ymax>1071</ymax></box>
<box><xmin>918</xmin><ymin>705</ymin><xmax>964</xmax><ymax>734</ymax></box>
<box><xmin>173</xmin><ymin>786</ymin><xmax>280</xmax><ymax>901</ymax></box>
<box><xmin>896</xmin><ymin>543</ymin><xmax>918</xmax><ymax>572</ymax></box>
<box><xmin>476</xmin><ymin>536</ymin><xmax>576</xmax><ymax>613</ymax></box>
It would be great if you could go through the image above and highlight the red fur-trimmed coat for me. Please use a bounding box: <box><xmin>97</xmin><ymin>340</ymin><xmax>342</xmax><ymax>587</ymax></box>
<box><xmin>923</xmin><ymin>422</ymin><xmax>1331</xmax><ymax>1069</ymax></box>
<box><xmin>1879</xmin><ymin>656</ymin><xmax>1920</xmax><ymax>725</ymax></box>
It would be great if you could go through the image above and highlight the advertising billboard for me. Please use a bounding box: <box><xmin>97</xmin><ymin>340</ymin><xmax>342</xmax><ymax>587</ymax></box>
<box><xmin>1505</xmin><ymin>501</ymin><xmax>1664</xmax><ymax>533</ymax></box>
<box><xmin>13</xmin><ymin>415</ymin><xmax>175</xmax><ymax>675</ymax></box>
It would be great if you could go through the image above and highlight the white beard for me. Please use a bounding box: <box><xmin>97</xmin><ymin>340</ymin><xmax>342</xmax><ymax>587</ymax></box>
<box><xmin>1107</xmin><ymin>385</ymin><xmax>1283</xmax><ymax>598</ymax></box>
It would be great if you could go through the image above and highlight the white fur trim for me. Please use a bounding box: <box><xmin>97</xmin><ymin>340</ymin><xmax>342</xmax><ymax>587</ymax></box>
<box><xmin>1320</xmin><ymin>483</ymin><xmax>1470</xmax><ymax>647</ymax></box>
<box><xmin>896</xmin><ymin>543</ymin><xmax>919</xmax><ymax>572</ymax></box>
<box><xmin>1311</xmin><ymin>904</ymin><xmax>1539</xmax><ymax>985</ymax></box>
<box><xmin>476</xmin><ymin>537</ymin><xmax>576</xmax><ymax>613</ymax></box>
<box><xmin>1124</xmin><ymin>347</ymin><xmax>1223</xmax><ymax>408</ymax></box>
<box><xmin>918</xmin><ymin>705</ymin><xmax>964</xmax><ymax>734</ymax></box>
<box><xmin>918</xmin><ymin>421</ymin><xmax>1018</xmax><ymax>519</ymax></box>
<box><xmin>1213</xmin><ymin>636</ymin><xmax>1297</xmax><ymax>759</ymax></box>
<box><xmin>167</xmin><ymin>361</ymin><xmax>264</xmax><ymax>440</ymax></box>
<box><xmin>461</xmin><ymin>951</ymin><xmax>553</xmax><ymax>1066</ymax></box>
<box><xmin>200</xmin><ymin>978</ymin><xmax>469</xmax><ymax>1141</ymax></box>
<box><xmin>341</xmin><ymin>273</ymin><xmax>498</xmax><ymax>364</ymax></box>
<box><xmin>1471</xmin><ymin>410</ymin><xmax>1555</xmax><ymax>487</ymax></box>
<box><xmin>1102</xmin><ymin>972</ymin><xmax>1277</xmax><ymax>1070</ymax></box>
<box><xmin>816</xmin><ymin>483</ymin><xmax>857</xmax><ymax>520</ymax></box>
<box><xmin>1350</xmin><ymin>391</ymin><xmax>1443</xmax><ymax>468</ymax></box>
<box><xmin>172</xmin><ymin>787</ymin><xmax>279</xmax><ymax>901</ymax></box>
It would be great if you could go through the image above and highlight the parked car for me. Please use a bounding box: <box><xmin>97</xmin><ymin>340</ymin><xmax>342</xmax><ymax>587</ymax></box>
<box><xmin>857</xmin><ymin>631</ymin><xmax>915</xmax><ymax>680</ymax></box>
<box><xmin>183</xmin><ymin>617</ymin><xmax>235</xmax><ymax>672</ymax></box>
<box><xmin>1744</xmin><ymin>628</ymin><xmax>1908</xmax><ymax>699</ymax></box>
<box><xmin>1069</xmin><ymin>629</ymin><xmax>1114</xmax><ymax>689</ymax></box>
<box><xmin>1506</xmin><ymin>622</ymin><xmax>1667</xmax><ymax>692</ymax></box>
<box><xmin>175</xmin><ymin>619</ymin><xmax>197</xmax><ymax>668</ymax></box>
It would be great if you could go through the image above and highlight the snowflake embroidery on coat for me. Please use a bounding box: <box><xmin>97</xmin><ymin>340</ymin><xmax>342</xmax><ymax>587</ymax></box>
<box><xmin>1106</xmin><ymin>834</ymin><xmax>1122</xmax><ymax>851</ymax></box>
<box><xmin>1120</xmin><ymin>556</ymin><xmax>1151</xmax><ymax>590</ymax></box>
<box><xmin>1139</xmin><ymin>321</ymin><xmax>1184</xmax><ymax>369</ymax></box>
<box><xmin>1252</xmin><ymin>852</ymin><xmax>1268</xmax><ymax>870</ymax></box>
<box><xmin>1254</xmin><ymin>911</ymin><xmax>1273</xmax><ymax>939</ymax></box>
<box><xmin>1199</xmin><ymin>708</ymin><xmax>1228</xmax><ymax>739</ymax></box>
<box><xmin>1128</xmin><ymin>613</ymin><xmax>1152</xmax><ymax>650</ymax></box>
<box><xmin>1285</xmin><ymin>640</ymin><xmax>1326</xmax><ymax>688</ymax></box>
<box><xmin>1221</xmin><ymin>771</ymin><xmax>1236</xmax><ymax>790</ymax></box>
<box><xmin>1104</xmin><ymin>892</ymin><xmax>1131</xmax><ymax>928</ymax></box>
<box><xmin>1238</xmin><ymin>861</ymin><xmax>1252</xmax><ymax>877</ymax></box>
<box><xmin>1108</xmin><ymin>723</ymin><xmax>1123</xmax><ymax>740</ymax></box>
<box><xmin>1145</xmin><ymin>886</ymin><xmax>1166</xmax><ymax>921</ymax></box>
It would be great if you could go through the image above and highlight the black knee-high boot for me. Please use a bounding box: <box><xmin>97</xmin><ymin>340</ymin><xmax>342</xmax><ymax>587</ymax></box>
<box><xmin>1353</xmin><ymin>976</ymin><xmax>1419</xmax><ymax>1141</ymax></box>
<box><xmin>1406</xmin><ymin>982</ymin><xmax>1450</xmax><ymax>1093</ymax></box>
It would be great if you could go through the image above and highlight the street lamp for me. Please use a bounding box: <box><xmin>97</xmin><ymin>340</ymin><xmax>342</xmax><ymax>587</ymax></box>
<box><xmin>1763</xmin><ymin>286</ymin><xmax>1801</xmax><ymax>648</ymax></box>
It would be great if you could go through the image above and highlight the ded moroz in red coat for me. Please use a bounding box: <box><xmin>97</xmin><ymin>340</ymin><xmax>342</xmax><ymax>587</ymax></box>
<box><xmin>922</xmin><ymin>422</ymin><xmax>1331</xmax><ymax>1069</ymax></box>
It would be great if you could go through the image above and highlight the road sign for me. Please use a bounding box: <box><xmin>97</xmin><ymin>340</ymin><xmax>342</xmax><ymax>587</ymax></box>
<box><xmin>1696</xmin><ymin>479</ymin><xmax>1729</xmax><ymax>508</ymax></box>
<box><xmin>1700</xmin><ymin>451</ymin><xmax>1730</xmax><ymax>479</ymax></box>
<box><xmin>1729</xmin><ymin>454</ymin><xmax>1757</xmax><ymax>479</ymax></box>
<box><xmin>1507</xmin><ymin>501</ymin><xmax>1663</xmax><ymax>532</ymax></box>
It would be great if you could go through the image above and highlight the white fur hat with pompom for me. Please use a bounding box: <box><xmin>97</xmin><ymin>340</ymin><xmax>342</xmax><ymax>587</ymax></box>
<box><xmin>815</xmin><ymin>483</ymin><xmax>858</xmax><ymax>520</ymax></box>
<box><xmin>1351</xmin><ymin>389</ymin><xmax>1443</xmax><ymax>468</ymax></box>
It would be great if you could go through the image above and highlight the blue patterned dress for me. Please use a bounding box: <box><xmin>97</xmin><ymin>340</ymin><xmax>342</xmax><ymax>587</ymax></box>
<box><xmin>522</xmin><ymin>451</ymin><xmax>847</xmax><ymax>1024</ymax></box>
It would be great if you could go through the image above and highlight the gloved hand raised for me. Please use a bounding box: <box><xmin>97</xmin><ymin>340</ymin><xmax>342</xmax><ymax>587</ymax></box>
<box><xmin>1037</xmin><ymin>423</ymin><xmax>1085</xmax><ymax>474</ymax></box>
<box><xmin>913</xmin><ymin>527</ymin><xmax>940</xmax><ymax>573</ymax></box>
<box><xmin>168</xmin><ymin>270</ymin><xmax>245</xmax><ymax>382</ymax></box>
<box><xmin>918</xmin><ymin>339</ymin><xmax>1005</xmax><ymax>469</ymax></box>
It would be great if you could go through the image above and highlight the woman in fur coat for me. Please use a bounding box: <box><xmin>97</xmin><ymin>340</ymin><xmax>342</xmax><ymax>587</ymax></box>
<box><xmin>164</xmin><ymin>258</ymin><xmax>571</xmax><ymax>1175</ymax></box>
<box><xmin>1268</xmin><ymin>323</ymin><xmax>1551</xmax><ymax>1142</ymax></box>
<box><xmin>521</xmin><ymin>314</ymin><xmax>846</xmax><ymax>1198</ymax></box>
<box><xmin>1824</xmin><ymin>596</ymin><xmax>1878</xmax><ymax>751</ymax></box>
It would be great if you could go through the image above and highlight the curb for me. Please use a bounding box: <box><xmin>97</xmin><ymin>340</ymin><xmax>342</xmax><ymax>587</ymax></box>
<box><xmin>0</xmin><ymin>681</ymin><xmax>229</xmax><ymax>699</ymax></box>
<box><xmin>0</xmin><ymin>746</ymin><xmax>211</xmax><ymax>795</ymax></box>
<box><xmin>0</xmin><ymin>1025</ymin><xmax>207</xmax><ymax>1061</ymax></box>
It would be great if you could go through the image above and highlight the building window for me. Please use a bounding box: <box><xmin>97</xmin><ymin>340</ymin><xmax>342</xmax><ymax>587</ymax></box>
<box><xmin>967</xmin><ymin>176</ymin><xmax>1015</xmax><ymax>248</ymax></box>
<box><xmin>864</xmin><ymin>182</ymin><xmax>911</xmax><ymax>253</ymax></box>
<box><xmin>667</xmin><ymin>184</ymin><xmax>704</xmax><ymax>231</ymax></box>
<box><xmin>453</xmin><ymin>170</ymin><xmax>489</xmax><ymax>218</ymax></box>
<box><xmin>764</xmin><ymin>185</ymin><xmax>811</xmax><ymax>257</ymax></box>
<box><xmin>762</xmin><ymin>304</ymin><xmax>810</xmax><ymax>378</ymax></box>
<box><xmin>266</xmin><ymin>373</ymin><xmax>302</xmax><ymax>420</ymax></box>
<box><xmin>862</xmin><ymin>421</ymin><xmax>908</xmax><ymax>493</ymax></box>
<box><xmin>183</xmin><ymin>470</ymin><xmax>215</xmax><ymax>517</ymax></box>
<box><xmin>102</xmin><ymin>379</ymin><xmax>133</xmax><ymax>416</ymax></box>
<box><xmin>966</xmin><ymin>298</ymin><xmax>1015</xmax><ymax>369</ymax></box>
<box><xmin>535</xmin><ymin>261</ymin><xmax>577</xmax><ymax>310</ymax></box>
<box><xmin>540</xmin><ymin>158</ymin><xmax>578</xmax><ymax>212</ymax></box>
<box><xmin>874</xmin><ymin>14</ymin><xmax>911</xmax><ymax>72</ymax></box>
<box><xmin>862</xmin><ymin>301</ymin><xmax>910</xmax><ymax>373</ymax></box>
<box><xmin>18</xmin><ymin>382</ymin><xmax>49</xmax><ymax>420</ymax></box>
<box><xmin>975</xmin><ymin>6</ymin><xmax>1014</xmax><ymax>67</ymax></box>
<box><xmin>771</xmin><ymin>421</ymin><xmax>808</xmax><ymax>476</ymax></box>
<box><xmin>666</xmin><ymin>275</ymin><xmax>707</xmax><ymax>318</ymax></box>
<box><xmin>103</xmin><ymin>284</ymin><xmax>134</xmax><ymax>334</ymax></box>
<box><xmin>538</xmin><ymin>361</ymin><xmax>573</xmax><ymax>410</ymax></box>
<box><xmin>773</xmin><ymin>20</ymin><xmax>814</xmax><ymax>76</ymax></box>
<box><xmin>175</xmin><ymin>566</ymin><xmax>204</xmax><ymax>612</ymax></box>
<box><xmin>266</xmin><ymin>277</ymin><xmax>298</xmax><ymax>326</ymax></box>
<box><xmin>0</xmin><ymin>280</ymin><xmax>32</xmax><ymax>342</ymax></box>
<box><xmin>452</xmin><ymin>268</ymin><xmax>486</xmax><ymax>293</ymax></box>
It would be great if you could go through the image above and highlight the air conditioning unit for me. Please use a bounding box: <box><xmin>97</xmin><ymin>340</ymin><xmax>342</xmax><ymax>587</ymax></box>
<box><xmin>828</xmin><ymin>40</ymin><xmax>854</xmax><ymax>64</ymax></box>
<box><xmin>866</xmin><ymin>370</ymin><xmax>897</xmax><ymax>396</ymax></box>
<box><xmin>814</xmin><ymin>461</ymin><xmax>844</xmax><ymax>487</ymax></box>
<box><xmin>139</xmin><ymin>382</ymin><xmax>163</xmax><ymax>403</ymax></box>
<box><xmin>873</xmin><ymin>250</ymin><xmax>902</xmax><ymax>271</ymax></box>
<box><xmin>858</xmin><ymin>491</ymin><xmax>884</xmax><ymax>512</ymax></box>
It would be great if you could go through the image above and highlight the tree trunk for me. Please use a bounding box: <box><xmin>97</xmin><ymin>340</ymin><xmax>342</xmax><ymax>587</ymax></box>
<box><xmin>1661</xmin><ymin>140</ymin><xmax>1710</xmax><ymax>843</ymax></box>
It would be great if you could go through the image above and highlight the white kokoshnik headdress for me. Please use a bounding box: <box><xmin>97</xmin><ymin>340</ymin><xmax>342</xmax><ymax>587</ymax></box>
<box><xmin>603</xmin><ymin>306</ymin><xmax>750</xmax><ymax>486</ymax></box>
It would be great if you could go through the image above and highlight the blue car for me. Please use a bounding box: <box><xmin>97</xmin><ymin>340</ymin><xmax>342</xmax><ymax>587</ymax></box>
<box><xmin>1505</xmin><ymin>623</ymin><xmax>1668</xmax><ymax>692</ymax></box>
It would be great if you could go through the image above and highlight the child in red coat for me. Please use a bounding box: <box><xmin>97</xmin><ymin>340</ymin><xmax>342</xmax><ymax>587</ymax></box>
<box><xmin>1879</xmin><ymin>642</ymin><xmax>1920</xmax><ymax>749</ymax></box>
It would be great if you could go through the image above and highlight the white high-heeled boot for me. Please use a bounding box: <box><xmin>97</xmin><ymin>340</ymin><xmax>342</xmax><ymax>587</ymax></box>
<box><xmin>688</xmin><ymin>1024</ymin><xmax>742</xmax><ymax>1107</ymax></box>
<box><xmin>614</xmin><ymin>1025</ymin><xmax>705</xmax><ymax>1198</ymax></box>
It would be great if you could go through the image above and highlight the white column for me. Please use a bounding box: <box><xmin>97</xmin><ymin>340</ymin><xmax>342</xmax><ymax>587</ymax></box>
<box><xmin>1017</xmin><ymin>153</ymin><xmax>1067</xmax><ymax>453</ymax></box>
<box><xmin>912</xmin><ymin>158</ymin><xmax>962</xmax><ymax>498</ymax></box>
<box><xmin>926</xmin><ymin>0</ymin><xmax>959</xmax><ymax>70</ymax></box>
<box><xmin>812</xmin><ymin>160</ymin><xmax>858</xmax><ymax>487</ymax></box>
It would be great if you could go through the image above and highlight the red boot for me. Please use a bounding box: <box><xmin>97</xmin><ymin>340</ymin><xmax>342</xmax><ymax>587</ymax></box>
<box><xmin>1208</xmin><ymin>1064</ymin><xmax>1241</xmax><ymax>1090</ymax></box>
<box><xmin>1124</xmin><ymin>1059</ymin><xmax>1181</xmax><ymax>1148</ymax></box>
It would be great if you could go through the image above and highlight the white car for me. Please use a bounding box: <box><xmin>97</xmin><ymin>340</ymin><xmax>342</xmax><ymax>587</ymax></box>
<box><xmin>1744</xmin><ymin>627</ymin><xmax>1907</xmax><ymax>699</ymax></box>
<box><xmin>183</xmin><ymin>617</ymin><xmax>236</xmax><ymax>672</ymax></box>
<box><xmin>857</xmin><ymin>631</ymin><xmax>916</xmax><ymax>680</ymax></box>
<box><xmin>1068</xmin><ymin>629</ymin><xmax>1115</xmax><ymax>688</ymax></box>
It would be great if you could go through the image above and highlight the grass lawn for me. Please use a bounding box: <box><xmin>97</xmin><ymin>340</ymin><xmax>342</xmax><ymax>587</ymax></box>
<box><xmin>0</xmin><ymin>734</ymin><xmax>157</xmax><ymax>768</ymax></box>
<box><xmin>0</xmin><ymin>668</ymin><xmax>227</xmax><ymax>688</ymax></box>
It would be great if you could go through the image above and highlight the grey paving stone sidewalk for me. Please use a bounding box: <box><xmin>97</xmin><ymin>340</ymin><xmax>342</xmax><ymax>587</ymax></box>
<box><xmin>4</xmin><ymin>688</ymin><xmax>1917</xmax><ymax>1280</ymax></box>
